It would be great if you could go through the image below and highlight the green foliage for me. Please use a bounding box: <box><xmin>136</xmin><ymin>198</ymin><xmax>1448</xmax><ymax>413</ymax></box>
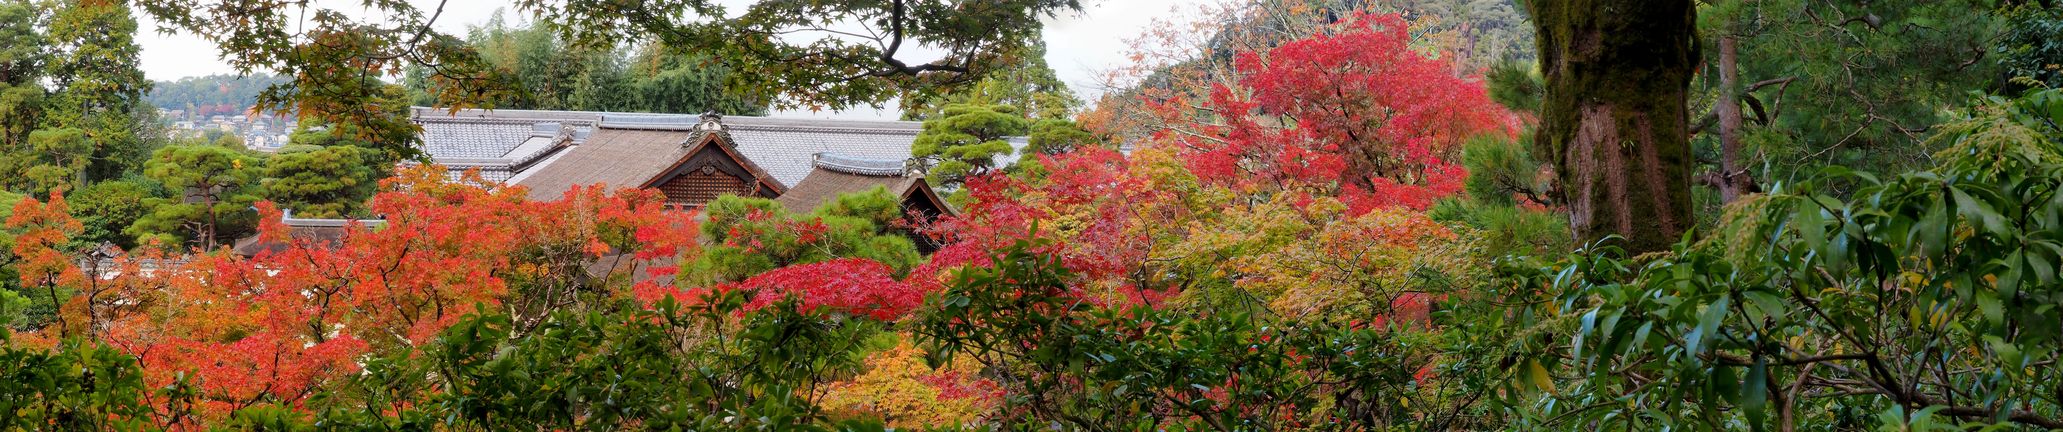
<box><xmin>0</xmin><ymin>337</ymin><xmax>157</xmax><ymax>431</ymax></box>
<box><xmin>0</xmin><ymin>1</ymin><xmax>160</xmax><ymax>193</ymax></box>
<box><xmin>1436</xmin><ymin>132</ymin><xmax>1568</xmax><ymax>259</ymax></box>
<box><xmin>1495</xmin><ymin>89</ymin><xmax>2063</xmax><ymax>431</ymax></box>
<box><xmin>1485</xmin><ymin>59</ymin><xmax>1543</xmax><ymax>115</ymax></box>
<box><xmin>4</xmin><ymin>128</ymin><xmax>91</xmax><ymax>195</ymax></box>
<box><xmin>916</xmin><ymin>236</ymin><xmax>1498</xmax><ymax>430</ymax></box>
<box><xmin>1429</xmin><ymin>199</ymin><xmax>1568</xmax><ymax>259</ymax></box>
<box><xmin>128</xmin><ymin>141</ymin><xmax>263</xmax><ymax>250</ymax></box>
<box><xmin>0</xmin><ymin>2</ymin><xmax>45</xmax><ymax>148</ymax></box>
<box><xmin>263</xmin><ymin>144</ymin><xmax>378</xmax><ymax>218</ymax></box>
<box><xmin>913</xmin><ymin>103</ymin><xmax>1030</xmax><ymax>189</ymax></box>
<box><xmin>900</xmin><ymin>42</ymin><xmax>1080</xmax><ymax>122</ymax></box>
<box><xmin>68</xmin><ymin>178</ymin><xmax>162</xmax><ymax>249</ymax></box>
<box><xmin>521</xmin><ymin>0</ymin><xmax>1082</xmax><ymax>110</ymax></box>
<box><xmin>43</xmin><ymin>0</ymin><xmax>158</xmax><ymax>183</ymax></box>
<box><xmin>43</xmin><ymin>0</ymin><xmax>149</xmax><ymax>127</ymax></box>
<box><xmin>625</xmin><ymin>45</ymin><xmax>768</xmax><ymax>116</ymax></box>
<box><xmin>1024</xmin><ymin>118</ymin><xmax>1096</xmax><ymax>160</ymax></box>
<box><xmin>0</xmin><ymin>189</ymin><xmax>22</xmax><ymax>329</ymax></box>
<box><xmin>689</xmin><ymin>195</ymin><xmax>922</xmax><ymax>284</ymax></box>
<box><xmin>405</xmin><ymin>15</ymin><xmax>767</xmax><ymax>115</ymax></box>
<box><xmin>290</xmin><ymin>294</ymin><xmax>888</xmax><ymax>430</ymax></box>
<box><xmin>133</xmin><ymin>0</ymin><xmax>510</xmax><ymax>149</ymax></box>
<box><xmin>1998</xmin><ymin>3</ymin><xmax>2063</xmax><ymax>94</ymax></box>
<box><xmin>1459</xmin><ymin>134</ymin><xmax>1547</xmax><ymax>208</ymax></box>
<box><xmin>0</xmin><ymin>81</ymin><xmax>41</xmax><ymax>150</ymax></box>
<box><xmin>811</xmin><ymin>186</ymin><xmax>905</xmax><ymax>227</ymax></box>
<box><xmin>284</xmin><ymin>79</ymin><xmax>422</xmax><ymax>164</ymax></box>
<box><xmin>1702</xmin><ymin>0</ymin><xmax>2005</xmax><ymax>178</ymax></box>
<box><xmin>0</xmin><ymin>2</ymin><xmax>42</xmax><ymax>86</ymax></box>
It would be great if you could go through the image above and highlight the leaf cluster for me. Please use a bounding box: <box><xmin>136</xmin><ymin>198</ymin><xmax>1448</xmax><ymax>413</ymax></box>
<box><xmin>1494</xmin><ymin>88</ymin><xmax>2063</xmax><ymax>431</ymax></box>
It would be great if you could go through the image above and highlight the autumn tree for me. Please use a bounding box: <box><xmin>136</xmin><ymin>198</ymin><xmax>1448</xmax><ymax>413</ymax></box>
<box><xmin>1132</xmin><ymin>12</ymin><xmax>1513</xmax><ymax>214</ymax></box>
<box><xmin>5</xmin><ymin>192</ymin><xmax>85</xmax><ymax>338</ymax></box>
<box><xmin>0</xmin><ymin>165</ymin><xmax>707</xmax><ymax>424</ymax></box>
<box><xmin>818</xmin><ymin>340</ymin><xmax>999</xmax><ymax>427</ymax></box>
<box><xmin>1084</xmin><ymin>0</ymin><xmax>1533</xmax><ymax>144</ymax></box>
<box><xmin>1528</xmin><ymin>0</ymin><xmax>1698</xmax><ymax>254</ymax></box>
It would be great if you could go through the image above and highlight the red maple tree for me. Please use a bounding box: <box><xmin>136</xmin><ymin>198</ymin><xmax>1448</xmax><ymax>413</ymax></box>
<box><xmin>1146</xmin><ymin>12</ymin><xmax>1515</xmax><ymax>213</ymax></box>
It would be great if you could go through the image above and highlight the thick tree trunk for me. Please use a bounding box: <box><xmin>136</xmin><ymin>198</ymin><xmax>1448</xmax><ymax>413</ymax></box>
<box><xmin>1528</xmin><ymin>0</ymin><xmax>1699</xmax><ymax>254</ymax></box>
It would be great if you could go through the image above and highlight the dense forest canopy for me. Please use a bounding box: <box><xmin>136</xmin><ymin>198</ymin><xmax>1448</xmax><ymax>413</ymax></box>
<box><xmin>3</xmin><ymin>0</ymin><xmax>2063</xmax><ymax>430</ymax></box>
<box><xmin>144</xmin><ymin>74</ymin><xmax>287</xmax><ymax>118</ymax></box>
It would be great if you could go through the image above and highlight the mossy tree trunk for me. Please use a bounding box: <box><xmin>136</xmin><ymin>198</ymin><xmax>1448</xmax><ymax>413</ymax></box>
<box><xmin>1528</xmin><ymin>0</ymin><xmax>1699</xmax><ymax>254</ymax></box>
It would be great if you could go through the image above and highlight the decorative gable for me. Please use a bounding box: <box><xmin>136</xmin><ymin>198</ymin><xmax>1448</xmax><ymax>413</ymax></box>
<box><xmin>655</xmin><ymin>164</ymin><xmax>754</xmax><ymax>205</ymax></box>
<box><xmin>640</xmin><ymin>119</ymin><xmax>785</xmax><ymax>207</ymax></box>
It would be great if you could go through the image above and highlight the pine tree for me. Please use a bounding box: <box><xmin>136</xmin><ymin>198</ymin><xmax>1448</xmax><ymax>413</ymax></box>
<box><xmin>913</xmin><ymin>104</ymin><xmax>1031</xmax><ymax>189</ymax></box>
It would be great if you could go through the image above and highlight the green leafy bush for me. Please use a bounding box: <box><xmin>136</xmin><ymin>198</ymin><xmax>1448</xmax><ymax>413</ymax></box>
<box><xmin>1494</xmin><ymin>89</ymin><xmax>2063</xmax><ymax>430</ymax></box>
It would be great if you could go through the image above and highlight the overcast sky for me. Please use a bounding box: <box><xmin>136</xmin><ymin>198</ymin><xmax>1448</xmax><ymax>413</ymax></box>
<box><xmin>136</xmin><ymin>0</ymin><xmax>1190</xmax><ymax>120</ymax></box>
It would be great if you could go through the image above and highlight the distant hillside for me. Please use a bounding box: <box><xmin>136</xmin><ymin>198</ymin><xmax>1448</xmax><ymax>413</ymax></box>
<box><xmin>145</xmin><ymin>74</ymin><xmax>289</xmax><ymax>119</ymax></box>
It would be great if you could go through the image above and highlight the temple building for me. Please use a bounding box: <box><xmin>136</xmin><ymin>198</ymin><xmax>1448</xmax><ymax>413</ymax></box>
<box><xmin>411</xmin><ymin>108</ymin><xmax>966</xmax><ymax>219</ymax></box>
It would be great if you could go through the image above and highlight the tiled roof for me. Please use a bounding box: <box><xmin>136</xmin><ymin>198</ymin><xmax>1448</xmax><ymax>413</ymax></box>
<box><xmin>230</xmin><ymin>211</ymin><xmax>387</xmax><ymax>257</ymax></box>
<box><xmin>815</xmin><ymin>153</ymin><xmax>914</xmax><ymax>176</ymax></box>
<box><xmin>410</xmin><ymin>109</ymin><xmax>1031</xmax><ymax>208</ymax></box>
<box><xmin>417</xmin><ymin>118</ymin><xmax>538</xmax><ymax>159</ymax></box>
<box><xmin>728</xmin><ymin>124</ymin><xmax>920</xmax><ymax>186</ymax></box>
<box><xmin>413</xmin><ymin>108</ymin><xmax>936</xmax><ymax>200</ymax></box>
<box><xmin>415</xmin><ymin>111</ymin><xmax>602</xmax><ymax>185</ymax></box>
<box><xmin>512</xmin><ymin>128</ymin><xmax>701</xmax><ymax>201</ymax></box>
<box><xmin>774</xmin><ymin>154</ymin><xmax>954</xmax><ymax>216</ymax></box>
<box><xmin>775</xmin><ymin>168</ymin><xmax>921</xmax><ymax>214</ymax></box>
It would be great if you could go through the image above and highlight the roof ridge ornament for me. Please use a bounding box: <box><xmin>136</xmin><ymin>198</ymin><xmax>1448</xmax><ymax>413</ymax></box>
<box><xmin>686</xmin><ymin>111</ymin><xmax>734</xmax><ymax>147</ymax></box>
<box><xmin>903</xmin><ymin>157</ymin><xmax>928</xmax><ymax>177</ymax></box>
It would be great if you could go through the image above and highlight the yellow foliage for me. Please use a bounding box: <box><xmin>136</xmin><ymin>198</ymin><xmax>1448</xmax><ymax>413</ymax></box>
<box><xmin>818</xmin><ymin>341</ymin><xmax>996</xmax><ymax>429</ymax></box>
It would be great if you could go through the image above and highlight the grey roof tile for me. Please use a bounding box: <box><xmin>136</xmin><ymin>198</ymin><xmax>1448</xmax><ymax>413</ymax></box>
<box><xmin>417</xmin><ymin>119</ymin><xmax>535</xmax><ymax>159</ymax></box>
<box><xmin>411</xmin><ymin>107</ymin><xmax>1018</xmax><ymax>200</ymax></box>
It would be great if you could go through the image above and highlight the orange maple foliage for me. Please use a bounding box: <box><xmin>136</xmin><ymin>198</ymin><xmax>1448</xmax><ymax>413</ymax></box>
<box><xmin>8</xmin><ymin>166</ymin><xmax>701</xmax><ymax>425</ymax></box>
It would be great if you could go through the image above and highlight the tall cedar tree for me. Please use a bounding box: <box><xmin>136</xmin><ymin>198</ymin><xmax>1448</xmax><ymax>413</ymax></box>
<box><xmin>1528</xmin><ymin>0</ymin><xmax>1698</xmax><ymax>254</ymax></box>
